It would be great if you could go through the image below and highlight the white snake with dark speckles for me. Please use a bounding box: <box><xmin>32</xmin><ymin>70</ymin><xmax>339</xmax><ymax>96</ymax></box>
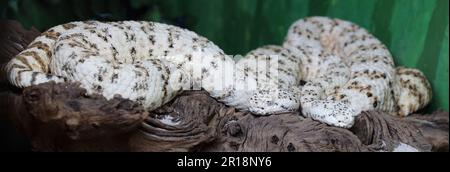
<box><xmin>5</xmin><ymin>17</ymin><xmax>432</xmax><ymax>128</ymax></box>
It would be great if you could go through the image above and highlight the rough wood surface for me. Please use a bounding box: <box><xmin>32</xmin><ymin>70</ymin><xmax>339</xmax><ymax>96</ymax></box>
<box><xmin>129</xmin><ymin>91</ymin><xmax>220</xmax><ymax>152</ymax></box>
<box><xmin>21</xmin><ymin>82</ymin><xmax>148</xmax><ymax>151</ymax></box>
<box><xmin>0</xmin><ymin>20</ymin><xmax>448</xmax><ymax>152</ymax></box>
<box><xmin>203</xmin><ymin>111</ymin><xmax>367</xmax><ymax>152</ymax></box>
<box><xmin>407</xmin><ymin>111</ymin><xmax>449</xmax><ymax>152</ymax></box>
<box><xmin>351</xmin><ymin>111</ymin><xmax>432</xmax><ymax>151</ymax></box>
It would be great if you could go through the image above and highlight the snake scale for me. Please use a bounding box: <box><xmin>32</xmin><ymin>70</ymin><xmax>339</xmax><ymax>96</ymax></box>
<box><xmin>5</xmin><ymin>17</ymin><xmax>432</xmax><ymax>128</ymax></box>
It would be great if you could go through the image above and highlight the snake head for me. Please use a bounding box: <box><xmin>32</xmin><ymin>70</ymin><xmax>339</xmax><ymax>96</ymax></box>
<box><xmin>248</xmin><ymin>88</ymin><xmax>300</xmax><ymax>115</ymax></box>
<box><xmin>302</xmin><ymin>100</ymin><xmax>359</xmax><ymax>128</ymax></box>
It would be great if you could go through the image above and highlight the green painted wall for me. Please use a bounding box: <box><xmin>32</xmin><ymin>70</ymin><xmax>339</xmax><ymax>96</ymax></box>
<box><xmin>1</xmin><ymin>0</ymin><xmax>448</xmax><ymax>111</ymax></box>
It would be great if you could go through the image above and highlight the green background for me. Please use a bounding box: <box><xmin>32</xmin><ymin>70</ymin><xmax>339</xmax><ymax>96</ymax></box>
<box><xmin>1</xmin><ymin>0</ymin><xmax>448</xmax><ymax>112</ymax></box>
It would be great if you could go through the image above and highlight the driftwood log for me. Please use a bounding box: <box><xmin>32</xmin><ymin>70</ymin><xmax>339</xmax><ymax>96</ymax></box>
<box><xmin>0</xmin><ymin>20</ymin><xmax>448</xmax><ymax>152</ymax></box>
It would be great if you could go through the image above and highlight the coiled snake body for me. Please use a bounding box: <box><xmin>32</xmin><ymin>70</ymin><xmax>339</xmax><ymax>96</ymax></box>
<box><xmin>5</xmin><ymin>20</ymin><xmax>294</xmax><ymax>115</ymax></box>
<box><xmin>6</xmin><ymin>17</ymin><xmax>432</xmax><ymax>128</ymax></box>
<box><xmin>283</xmin><ymin>17</ymin><xmax>432</xmax><ymax>127</ymax></box>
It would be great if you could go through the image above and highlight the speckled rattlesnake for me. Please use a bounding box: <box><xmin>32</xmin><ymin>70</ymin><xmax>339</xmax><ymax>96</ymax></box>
<box><xmin>4</xmin><ymin>20</ymin><xmax>291</xmax><ymax>116</ymax></box>
<box><xmin>281</xmin><ymin>16</ymin><xmax>431</xmax><ymax>127</ymax></box>
<box><xmin>218</xmin><ymin>16</ymin><xmax>432</xmax><ymax>127</ymax></box>
<box><xmin>5</xmin><ymin>17</ymin><xmax>432</xmax><ymax>128</ymax></box>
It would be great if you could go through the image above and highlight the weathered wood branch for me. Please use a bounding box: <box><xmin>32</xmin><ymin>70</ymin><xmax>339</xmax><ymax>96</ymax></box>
<box><xmin>0</xmin><ymin>20</ymin><xmax>448</xmax><ymax>152</ymax></box>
